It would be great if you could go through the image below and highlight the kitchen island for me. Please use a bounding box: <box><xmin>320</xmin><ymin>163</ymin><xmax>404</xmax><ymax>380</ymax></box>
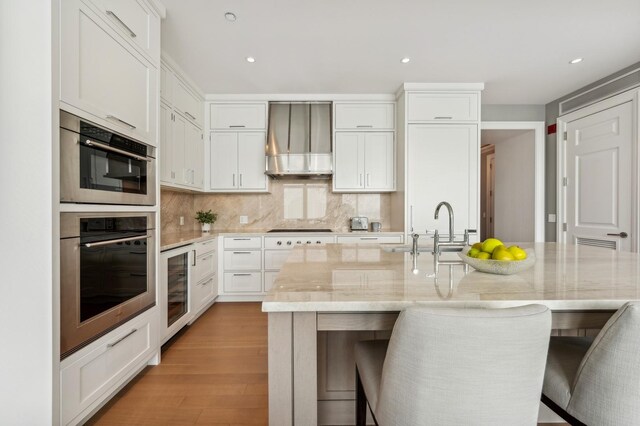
<box><xmin>262</xmin><ymin>243</ymin><xmax>640</xmax><ymax>425</ymax></box>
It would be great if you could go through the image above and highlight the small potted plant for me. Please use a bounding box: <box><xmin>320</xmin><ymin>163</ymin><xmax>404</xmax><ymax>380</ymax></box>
<box><xmin>195</xmin><ymin>210</ymin><xmax>217</xmax><ymax>233</ymax></box>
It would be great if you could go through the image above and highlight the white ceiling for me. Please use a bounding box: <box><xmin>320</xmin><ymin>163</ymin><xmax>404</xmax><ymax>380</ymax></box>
<box><xmin>160</xmin><ymin>0</ymin><xmax>640</xmax><ymax>104</ymax></box>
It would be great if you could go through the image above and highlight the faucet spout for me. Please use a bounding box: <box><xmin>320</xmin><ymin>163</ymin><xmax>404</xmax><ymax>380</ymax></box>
<box><xmin>434</xmin><ymin>201</ymin><xmax>454</xmax><ymax>242</ymax></box>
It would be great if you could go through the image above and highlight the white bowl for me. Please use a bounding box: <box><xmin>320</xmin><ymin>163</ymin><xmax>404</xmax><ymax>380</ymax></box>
<box><xmin>457</xmin><ymin>248</ymin><xmax>535</xmax><ymax>275</ymax></box>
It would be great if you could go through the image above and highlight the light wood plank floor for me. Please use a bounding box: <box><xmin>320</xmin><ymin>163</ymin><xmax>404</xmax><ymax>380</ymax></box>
<box><xmin>88</xmin><ymin>302</ymin><xmax>268</xmax><ymax>425</ymax></box>
<box><xmin>88</xmin><ymin>302</ymin><xmax>566</xmax><ymax>425</ymax></box>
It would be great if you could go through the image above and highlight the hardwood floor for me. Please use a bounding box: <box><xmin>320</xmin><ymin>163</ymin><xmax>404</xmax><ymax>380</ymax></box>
<box><xmin>88</xmin><ymin>302</ymin><xmax>567</xmax><ymax>425</ymax></box>
<box><xmin>88</xmin><ymin>302</ymin><xmax>268</xmax><ymax>425</ymax></box>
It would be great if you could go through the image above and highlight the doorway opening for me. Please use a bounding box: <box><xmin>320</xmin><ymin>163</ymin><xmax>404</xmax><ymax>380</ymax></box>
<box><xmin>480</xmin><ymin>127</ymin><xmax>541</xmax><ymax>242</ymax></box>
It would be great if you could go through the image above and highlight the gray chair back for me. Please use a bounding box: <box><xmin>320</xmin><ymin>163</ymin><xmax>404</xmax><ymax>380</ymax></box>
<box><xmin>567</xmin><ymin>302</ymin><xmax>640</xmax><ymax>425</ymax></box>
<box><xmin>375</xmin><ymin>304</ymin><xmax>551</xmax><ymax>426</ymax></box>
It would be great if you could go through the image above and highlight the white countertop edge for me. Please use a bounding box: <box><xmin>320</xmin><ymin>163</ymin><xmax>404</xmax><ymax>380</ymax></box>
<box><xmin>261</xmin><ymin>299</ymin><xmax>638</xmax><ymax>313</ymax></box>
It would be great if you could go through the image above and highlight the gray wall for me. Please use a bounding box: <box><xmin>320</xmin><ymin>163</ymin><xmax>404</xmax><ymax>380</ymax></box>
<box><xmin>544</xmin><ymin>61</ymin><xmax>640</xmax><ymax>242</ymax></box>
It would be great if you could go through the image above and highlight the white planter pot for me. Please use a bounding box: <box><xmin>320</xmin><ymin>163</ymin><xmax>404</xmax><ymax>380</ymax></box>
<box><xmin>201</xmin><ymin>223</ymin><xmax>211</xmax><ymax>233</ymax></box>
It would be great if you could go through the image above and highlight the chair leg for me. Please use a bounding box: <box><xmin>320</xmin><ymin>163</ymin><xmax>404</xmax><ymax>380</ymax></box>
<box><xmin>355</xmin><ymin>367</ymin><xmax>367</xmax><ymax>426</ymax></box>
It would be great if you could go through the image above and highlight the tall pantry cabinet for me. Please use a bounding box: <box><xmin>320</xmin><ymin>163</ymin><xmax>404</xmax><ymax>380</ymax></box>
<box><xmin>395</xmin><ymin>84</ymin><xmax>484</xmax><ymax>242</ymax></box>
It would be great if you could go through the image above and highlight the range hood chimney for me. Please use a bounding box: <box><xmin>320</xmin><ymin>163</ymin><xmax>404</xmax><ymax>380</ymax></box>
<box><xmin>266</xmin><ymin>102</ymin><xmax>332</xmax><ymax>178</ymax></box>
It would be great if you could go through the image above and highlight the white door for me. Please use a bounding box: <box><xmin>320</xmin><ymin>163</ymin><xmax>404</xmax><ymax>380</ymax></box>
<box><xmin>184</xmin><ymin>122</ymin><xmax>201</xmax><ymax>187</ymax></box>
<box><xmin>172</xmin><ymin>113</ymin><xmax>187</xmax><ymax>185</ymax></box>
<box><xmin>210</xmin><ymin>132</ymin><xmax>239</xmax><ymax>189</ymax></box>
<box><xmin>159</xmin><ymin>104</ymin><xmax>173</xmax><ymax>183</ymax></box>
<box><xmin>565</xmin><ymin>102</ymin><xmax>633</xmax><ymax>251</ymax></box>
<box><xmin>334</xmin><ymin>133</ymin><xmax>363</xmax><ymax>190</ymax></box>
<box><xmin>408</xmin><ymin>124</ymin><xmax>478</xmax><ymax>237</ymax></box>
<box><xmin>364</xmin><ymin>132</ymin><xmax>394</xmax><ymax>190</ymax></box>
<box><xmin>237</xmin><ymin>132</ymin><xmax>267</xmax><ymax>190</ymax></box>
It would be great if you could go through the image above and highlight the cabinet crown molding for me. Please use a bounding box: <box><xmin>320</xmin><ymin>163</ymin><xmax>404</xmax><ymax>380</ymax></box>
<box><xmin>397</xmin><ymin>82</ymin><xmax>485</xmax><ymax>98</ymax></box>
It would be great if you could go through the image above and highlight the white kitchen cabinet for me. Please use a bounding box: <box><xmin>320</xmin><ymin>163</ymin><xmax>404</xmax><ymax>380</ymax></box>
<box><xmin>220</xmin><ymin>236</ymin><xmax>264</xmax><ymax>297</ymax></box>
<box><xmin>334</xmin><ymin>103</ymin><xmax>395</xmax><ymax>130</ymax></box>
<box><xmin>407</xmin><ymin>92</ymin><xmax>479</xmax><ymax>122</ymax></box>
<box><xmin>223</xmin><ymin>272</ymin><xmax>263</xmax><ymax>293</ymax></box>
<box><xmin>209</xmin><ymin>132</ymin><xmax>268</xmax><ymax>192</ymax></box>
<box><xmin>264</xmin><ymin>271</ymin><xmax>279</xmax><ymax>293</ymax></box>
<box><xmin>174</xmin><ymin>76</ymin><xmax>203</xmax><ymax>126</ymax></box>
<box><xmin>60</xmin><ymin>0</ymin><xmax>157</xmax><ymax>146</ymax></box>
<box><xmin>210</xmin><ymin>103</ymin><xmax>267</xmax><ymax>130</ymax></box>
<box><xmin>190</xmin><ymin>239</ymin><xmax>218</xmax><ymax>321</ymax></box>
<box><xmin>407</xmin><ymin>124</ymin><xmax>478</xmax><ymax>237</ymax></box>
<box><xmin>160</xmin><ymin>103</ymin><xmax>173</xmax><ymax>182</ymax></box>
<box><xmin>336</xmin><ymin>234</ymin><xmax>403</xmax><ymax>244</ymax></box>
<box><xmin>88</xmin><ymin>0</ymin><xmax>160</xmax><ymax>64</ymax></box>
<box><xmin>224</xmin><ymin>236</ymin><xmax>262</xmax><ymax>249</ymax></box>
<box><xmin>160</xmin><ymin>63</ymin><xmax>172</xmax><ymax>104</ymax></box>
<box><xmin>185</xmin><ymin>123</ymin><xmax>204</xmax><ymax>188</ymax></box>
<box><xmin>160</xmin><ymin>108</ymin><xmax>204</xmax><ymax>190</ymax></box>
<box><xmin>60</xmin><ymin>308</ymin><xmax>158</xmax><ymax>425</ymax></box>
<box><xmin>333</xmin><ymin>132</ymin><xmax>394</xmax><ymax>192</ymax></box>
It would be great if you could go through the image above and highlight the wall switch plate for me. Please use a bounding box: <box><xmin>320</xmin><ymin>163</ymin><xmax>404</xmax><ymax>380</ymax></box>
<box><xmin>179</xmin><ymin>216</ymin><xmax>185</xmax><ymax>226</ymax></box>
<box><xmin>240</xmin><ymin>215</ymin><xmax>248</xmax><ymax>224</ymax></box>
<box><xmin>548</xmin><ymin>214</ymin><xmax>556</xmax><ymax>223</ymax></box>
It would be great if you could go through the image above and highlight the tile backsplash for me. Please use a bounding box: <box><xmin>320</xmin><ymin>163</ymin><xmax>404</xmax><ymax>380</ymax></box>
<box><xmin>161</xmin><ymin>180</ymin><xmax>393</xmax><ymax>235</ymax></box>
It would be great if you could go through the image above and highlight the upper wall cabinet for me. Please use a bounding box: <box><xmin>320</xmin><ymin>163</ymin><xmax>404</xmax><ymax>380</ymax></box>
<box><xmin>334</xmin><ymin>103</ymin><xmax>395</xmax><ymax>130</ymax></box>
<box><xmin>407</xmin><ymin>93</ymin><xmax>478</xmax><ymax>122</ymax></box>
<box><xmin>61</xmin><ymin>0</ymin><xmax>159</xmax><ymax>146</ymax></box>
<box><xmin>210</xmin><ymin>103</ymin><xmax>267</xmax><ymax>130</ymax></box>
<box><xmin>173</xmin><ymin>78</ymin><xmax>203</xmax><ymax>126</ymax></box>
<box><xmin>88</xmin><ymin>0</ymin><xmax>160</xmax><ymax>65</ymax></box>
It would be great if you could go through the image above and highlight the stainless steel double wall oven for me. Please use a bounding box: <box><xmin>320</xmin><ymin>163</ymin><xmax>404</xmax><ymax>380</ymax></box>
<box><xmin>59</xmin><ymin>111</ymin><xmax>157</xmax><ymax>358</ymax></box>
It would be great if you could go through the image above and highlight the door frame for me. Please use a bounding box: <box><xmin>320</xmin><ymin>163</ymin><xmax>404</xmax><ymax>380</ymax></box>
<box><xmin>556</xmin><ymin>89</ymin><xmax>640</xmax><ymax>251</ymax></box>
<box><xmin>481</xmin><ymin>121</ymin><xmax>545</xmax><ymax>242</ymax></box>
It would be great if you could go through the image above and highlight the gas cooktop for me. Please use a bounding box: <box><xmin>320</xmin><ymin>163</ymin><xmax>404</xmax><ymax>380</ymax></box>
<box><xmin>267</xmin><ymin>228</ymin><xmax>333</xmax><ymax>233</ymax></box>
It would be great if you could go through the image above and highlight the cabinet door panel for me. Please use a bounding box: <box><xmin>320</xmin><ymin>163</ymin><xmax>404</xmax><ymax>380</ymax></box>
<box><xmin>237</xmin><ymin>132</ymin><xmax>267</xmax><ymax>190</ymax></box>
<box><xmin>210</xmin><ymin>103</ymin><xmax>266</xmax><ymax>130</ymax></box>
<box><xmin>184</xmin><ymin>121</ymin><xmax>201</xmax><ymax>187</ymax></box>
<box><xmin>334</xmin><ymin>133</ymin><xmax>363</xmax><ymax>190</ymax></box>
<box><xmin>408</xmin><ymin>125</ymin><xmax>478</xmax><ymax>236</ymax></box>
<box><xmin>174</xmin><ymin>77</ymin><xmax>202</xmax><ymax>126</ymax></box>
<box><xmin>210</xmin><ymin>133</ymin><xmax>239</xmax><ymax>189</ymax></box>
<box><xmin>408</xmin><ymin>93</ymin><xmax>478</xmax><ymax>122</ymax></box>
<box><xmin>160</xmin><ymin>104</ymin><xmax>173</xmax><ymax>183</ymax></box>
<box><xmin>364</xmin><ymin>132</ymin><xmax>394</xmax><ymax>190</ymax></box>
<box><xmin>172</xmin><ymin>113</ymin><xmax>187</xmax><ymax>185</ymax></box>
<box><xmin>160</xmin><ymin>64</ymin><xmax>172</xmax><ymax>104</ymax></box>
<box><xmin>61</xmin><ymin>0</ymin><xmax>156</xmax><ymax>145</ymax></box>
<box><xmin>334</xmin><ymin>103</ymin><xmax>395</xmax><ymax>130</ymax></box>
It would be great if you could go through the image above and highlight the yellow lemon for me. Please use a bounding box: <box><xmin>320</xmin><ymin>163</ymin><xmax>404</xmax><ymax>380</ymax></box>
<box><xmin>508</xmin><ymin>246</ymin><xmax>527</xmax><ymax>260</ymax></box>
<box><xmin>477</xmin><ymin>252</ymin><xmax>491</xmax><ymax>260</ymax></box>
<box><xmin>471</xmin><ymin>242</ymin><xmax>483</xmax><ymax>251</ymax></box>
<box><xmin>492</xmin><ymin>248</ymin><xmax>515</xmax><ymax>261</ymax></box>
<box><xmin>467</xmin><ymin>248</ymin><xmax>480</xmax><ymax>258</ymax></box>
<box><xmin>481</xmin><ymin>238</ymin><xmax>504</xmax><ymax>254</ymax></box>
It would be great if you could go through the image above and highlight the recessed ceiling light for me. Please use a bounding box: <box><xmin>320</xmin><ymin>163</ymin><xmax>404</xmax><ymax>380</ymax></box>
<box><xmin>569</xmin><ymin>58</ymin><xmax>583</xmax><ymax>64</ymax></box>
<box><xmin>401</xmin><ymin>57</ymin><xmax>411</xmax><ymax>64</ymax></box>
<box><xmin>224</xmin><ymin>12</ymin><xmax>236</xmax><ymax>21</ymax></box>
<box><xmin>246</xmin><ymin>57</ymin><xmax>256</xmax><ymax>63</ymax></box>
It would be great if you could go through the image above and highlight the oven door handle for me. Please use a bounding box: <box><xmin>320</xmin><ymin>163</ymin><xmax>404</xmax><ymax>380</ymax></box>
<box><xmin>81</xmin><ymin>139</ymin><xmax>152</xmax><ymax>162</ymax></box>
<box><xmin>84</xmin><ymin>235</ymin><xmax>150</xmax><ymax>248</ymax></box>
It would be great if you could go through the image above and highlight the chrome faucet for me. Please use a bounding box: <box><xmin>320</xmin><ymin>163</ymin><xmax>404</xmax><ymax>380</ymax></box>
<box><xmin>434</xmin><ymin>201</ymin><xmax>455</xmax><ymax>242</ymax></box>
<box><xmin>411</xmin><ymin>233</ymin><xmax>420</xmax><ymax>256</ymax></box>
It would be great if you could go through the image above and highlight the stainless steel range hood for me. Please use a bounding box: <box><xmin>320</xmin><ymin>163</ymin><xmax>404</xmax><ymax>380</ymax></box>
<box><xmin>266</xmin><ymin>102</ymin><xmax>332</xmax><ymax>178</ymax></box>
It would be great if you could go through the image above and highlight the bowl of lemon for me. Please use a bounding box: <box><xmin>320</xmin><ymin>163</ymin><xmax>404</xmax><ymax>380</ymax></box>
<box><xmin>458</xmin><ymin>238</ymin><xmax>535</xmax><ymax>275</ymax></box>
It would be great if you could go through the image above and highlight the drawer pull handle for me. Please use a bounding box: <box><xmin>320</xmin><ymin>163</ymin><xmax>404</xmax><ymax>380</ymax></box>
<box><xmin>106</xmin><ymin>10</ymin><xmax>137</xmax><ymax>38</ymax></box>
<box><xmin>185</xmin><ymin>111</ymin><xmax>196</xmax><ymax>120</ymax></box>
<box><xmin>106</xmin><ymin>114</ymin><xmax>136</xmax><ymax>129</ymax></box>
<box><xmin>229</xmin><ymin>125</ymin><xmax>246</xmax><ymax>128</ymax></box>
<box><xmin>360</xmin><ymin>237</ymin><xmax>378</xmax><ymax>240</ymax></box>
<box><xmin>233</xmin><ymin>273</ymin><xmax>252</xmax><ymax>276</ymax></box>
<box><xmin>356</xmin><ymin>125</ymin><xmax>373</xmax><ymax>128</ymax></box>
<box><xmin>232</xmin><ymin>238</ymin><xmax>251</xmax><ymax>241</ymax></box>
<box><xmin>233</xmin><ymin>251</ymin><xmax>252</xmax><ymax>254</ymax></box>
<box><xmin>107</xmin><ymin>328</ymin><xmax>138</xmax><ymax>348</ymax></box>
<box><xmin>434</xmin><ymin>116</ymin><xmax>453</xmax><ymax>120</ymax></box>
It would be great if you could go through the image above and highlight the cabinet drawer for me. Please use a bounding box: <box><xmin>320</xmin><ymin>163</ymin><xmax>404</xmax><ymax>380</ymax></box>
<box><xmin>90</xmin><ymin>0</ymin><xmax>160</xmax><ymax>63</ymax></box>
<box><xmin>60</xmin><ymin>311</ymin><xmax>156</xmax><ymax>425</ymax></box>
<box><xmin>174</xmin><ymin>77</ymin><xmax>202</xmax><ymax>126</ymax></box>
<box><xmin>264</xmin><ymin>250</ymin><xmax>292</xmax><ymax>270</ymax></box>
<box><xmin>264</xmin><ymin>271</ymin><xmax>279</xmax><ymax>292</ymax></box>
<box><xmin>224</xmin><ymin>272</ymin><xmax>262</xmax><ymax>293</ymax></box>
<box><xmin>224</xmin><ymin>236</ymin><xmax>262</xmax><ymax>249</ymax></box>
<box><xmin>337</xmin><ymin>235</ymin><xmax>403</xmax><ymax>244</ymax></box>
<box><xmin>196</xmin><ymin>238</ymin><xmax>217</xmax><ymax>255</ymax></box>
<box><xmin>407</xmin><ymin>93</ymin><xmax>478</xmax><ymax>122</ymax></box>
<box><xmin>334</xmin><ymin>103</ymin><xmax>395</xmax><ymax>130</ymax></box>
<box><xmin>210</xmin><ymin>103</ymin><xmax>267</xmax><ymax>130</ymax></box>
<box><xmin>193</xmin><ymin>250</ymin><xmax>216</xmax><ymax>283</ymax></box>
<box><xmin>263</xmin><ymin>235</ymin><xmax>335</xmax><ymax>249</ymax></box>
<box><xmin>193</xmin><ymin>275</ymin><xmax>216</xmax><ymax>311</ymax></box>
<box><xmin>224</xmin><ymin>250</ymin><xmax>261</xmax><ymax>270</ymax></box>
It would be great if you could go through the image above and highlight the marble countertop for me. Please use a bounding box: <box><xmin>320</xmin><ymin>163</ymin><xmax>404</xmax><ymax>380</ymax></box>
<box><xmin>161</xmin><ymin>231</ymin><xmax>219</xmax><ymax>251</ymax></box>
<box><xmin>262</xmin><ymin>243</ymin><xmax>640</xmax><ymax>312</ymax></box>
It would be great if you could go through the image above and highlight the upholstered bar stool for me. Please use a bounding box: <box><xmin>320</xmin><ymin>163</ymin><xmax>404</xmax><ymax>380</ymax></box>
<box><xmin>354</xmin><ymin>304</ymin><xmax>551</xmax><ymax>426</ymax></box>
<box><xmin>542</xmin><ymin>302</ymin><xmax>640</xmax><ymax>426</ymax></box>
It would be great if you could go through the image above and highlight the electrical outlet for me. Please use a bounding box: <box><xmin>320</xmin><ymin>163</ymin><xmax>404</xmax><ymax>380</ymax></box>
<box><xmin>240</xmin><ymin>215</ymin><xmax>248</xmax><ymax>224</ymax></box>
<box><xmin>179</xmin><ymin>216</ymin><xmax>185</xmax><ymax>226</ymax></box>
